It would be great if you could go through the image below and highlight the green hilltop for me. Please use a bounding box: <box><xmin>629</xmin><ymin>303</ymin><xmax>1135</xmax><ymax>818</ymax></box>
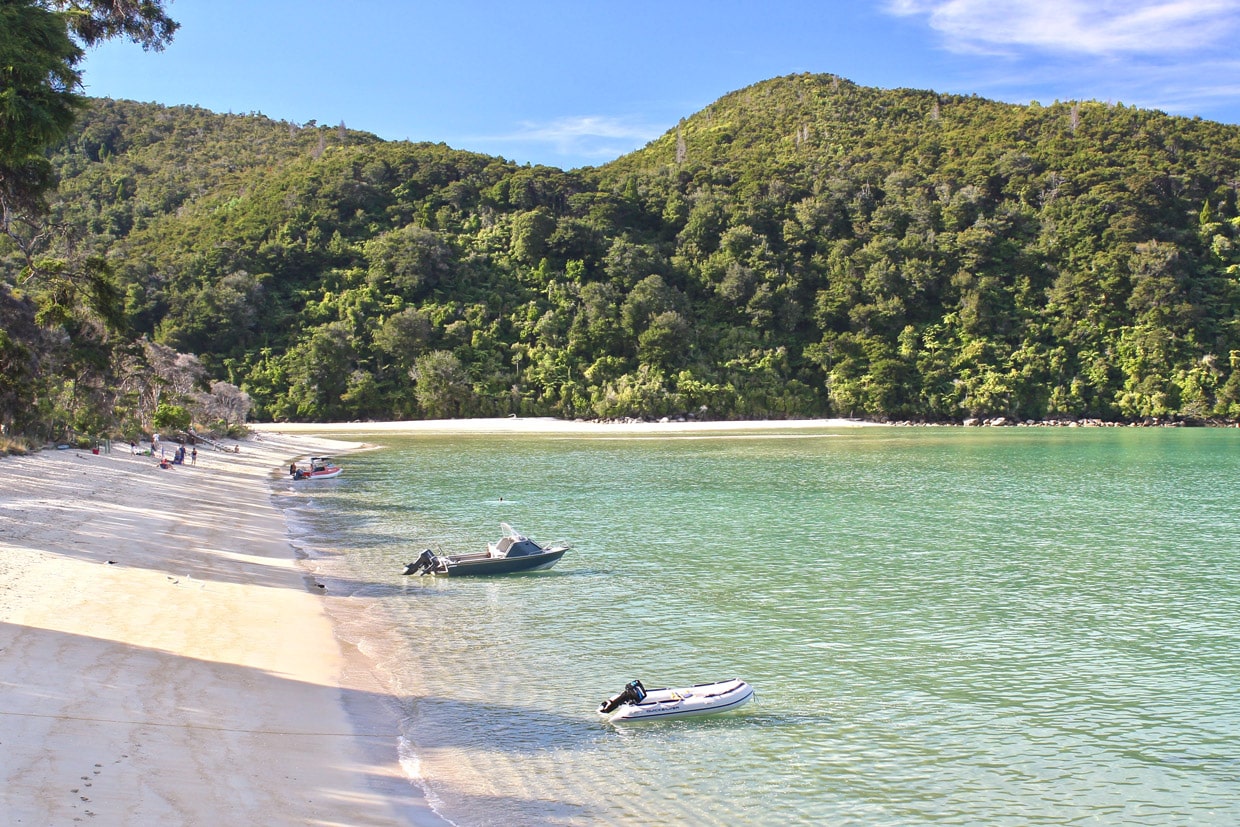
<box><xmin>4</xmin><ymin>73</ymin><xmax>1240</xmax><ymax>435</ymax></box>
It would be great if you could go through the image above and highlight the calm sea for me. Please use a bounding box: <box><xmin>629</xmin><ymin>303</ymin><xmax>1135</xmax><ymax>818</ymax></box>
<box><xmin>273</xmin><ymin>426</ymin><xmax>1240</xmax><ymax>827</ymax></box>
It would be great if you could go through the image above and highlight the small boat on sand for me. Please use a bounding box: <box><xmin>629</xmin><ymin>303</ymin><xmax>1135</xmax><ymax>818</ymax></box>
<box><xmin>403</xmin><ymin>523</ymin><xmax>570</xmax><ymax>577</ymax></box>
<box><xmin>598</xmin><ymin>678</ymin><xmax>754</xmax><ymax>723</ymax></box>
<box><xmin>291</xmin><ymin>457</ymin><xmax>342</xmax><ymax>480</ymax></box>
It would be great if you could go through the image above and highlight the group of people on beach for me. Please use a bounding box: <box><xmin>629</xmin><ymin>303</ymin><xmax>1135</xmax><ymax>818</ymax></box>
<box><xmin>129</xmin><ymin>433</ymin><xmax>197</xmax><ymax>468</ymax></box>
<box><xmin>159</xmin><ymin>444</ymin><xmax>196</xmax><ymax>468</ymax></box>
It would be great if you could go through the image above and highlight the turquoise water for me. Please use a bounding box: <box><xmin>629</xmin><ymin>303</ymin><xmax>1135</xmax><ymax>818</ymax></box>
<box><xmin>276</xmin><ymin>427</ymin><xmax>1240</xmax><ymax>826</ymax></box>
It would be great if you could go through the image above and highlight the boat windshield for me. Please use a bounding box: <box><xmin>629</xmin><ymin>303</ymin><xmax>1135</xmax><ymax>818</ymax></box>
<box><xmin>506</xmin><ymin>539</ymin><xmax>544</xmax><ymax>557</ymax></box>
<box><xmin>489</xmin><ymin>523</ymin><xmax>552</xmax><ymax>557</ymax></box>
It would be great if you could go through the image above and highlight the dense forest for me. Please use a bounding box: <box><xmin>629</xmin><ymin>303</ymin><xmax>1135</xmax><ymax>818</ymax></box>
<box><xmin>4</xmin><ymin>73</ymin><xmax>1240</xmax><ymax>437</ymax></box>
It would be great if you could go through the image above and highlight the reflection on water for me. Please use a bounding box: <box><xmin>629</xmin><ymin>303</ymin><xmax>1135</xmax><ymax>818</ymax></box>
<box><xmin>277</xmin><ymin>427</ymin><xmax>1240</xmax><ymax>826</ymax></box>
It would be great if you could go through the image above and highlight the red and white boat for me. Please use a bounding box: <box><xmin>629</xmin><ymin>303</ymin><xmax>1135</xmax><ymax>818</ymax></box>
<box><xmin>291</xmin><ymin>456</ymin><xmax>343</xmax><ymax>480</ymax></box>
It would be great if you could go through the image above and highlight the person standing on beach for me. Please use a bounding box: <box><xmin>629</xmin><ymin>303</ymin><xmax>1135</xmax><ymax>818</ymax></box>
<box><xmin>152</xmin><ymin>433</ymin><xmax>160</xmax><ymax>455</ymax></box>
<box><xmin>191</xmin><ymin>447</ymin><xmax>197</xmax><ymax>465</ymax></box>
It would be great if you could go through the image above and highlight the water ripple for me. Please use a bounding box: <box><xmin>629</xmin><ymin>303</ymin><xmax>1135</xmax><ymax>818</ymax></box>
<box><xmin>277</xmin><ymin>427</ymin><xmax>1240</xmax><ymax>826</ymax></box>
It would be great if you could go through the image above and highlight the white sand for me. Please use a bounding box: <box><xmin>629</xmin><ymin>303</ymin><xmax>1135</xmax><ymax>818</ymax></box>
<box><xmin>250</xmin><ymin>416</ymin><xmax>875</xmax><ymax>436</ymax></box>
<box><xmin>0</xmin><ymin>432</ymin><xmax>441</xmax><ymax>826</ymax></box>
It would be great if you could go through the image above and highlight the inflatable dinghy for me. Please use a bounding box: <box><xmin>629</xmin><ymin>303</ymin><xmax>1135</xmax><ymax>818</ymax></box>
<box><xmin>598</xmin><ymin>678</ymin><xmax>754</xmax><ymax>723</ymax></box>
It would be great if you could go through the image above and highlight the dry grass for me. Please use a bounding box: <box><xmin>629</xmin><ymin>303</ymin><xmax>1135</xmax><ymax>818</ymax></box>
<box><xmin>0</xmin><ymin>436</ymin><xmax>38</xmax><ymax>456</ymax></box>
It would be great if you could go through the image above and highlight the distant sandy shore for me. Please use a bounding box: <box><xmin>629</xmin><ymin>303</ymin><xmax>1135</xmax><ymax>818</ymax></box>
<box><xmin>250</xmin><ymin>416</ymin><xmax>878</xmax><ymax>436</ymax></box>
<box><xmin>0</xmin><ymin>432</ymin><xmax>441</xmax><ymax>826</ymax></box>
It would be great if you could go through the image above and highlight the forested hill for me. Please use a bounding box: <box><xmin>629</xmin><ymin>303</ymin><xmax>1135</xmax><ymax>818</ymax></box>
<box><xmin>17</xmin><ymin>74</ymin><xmax>1240</xmax><ymax>429</ymax></box>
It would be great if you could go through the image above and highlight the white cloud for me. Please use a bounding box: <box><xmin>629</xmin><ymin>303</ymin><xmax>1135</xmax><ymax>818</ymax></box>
<box><xmin>882</xmin><ymin>0</ymin><xmax>1240</xmax><ymax>124</ymax></box>
<box><xmin>508</xmin><ymin>116</ymin><xmax>659</xmax><ymax>144</ymax></box>
<box><xmin>467</xmin><ymin>115</ymin><xmax>665</xmax><ymax>166</ymax></box>
<box><xmin>886</xmin><ymin>0</ymin><xmax>1240</xmax><ymax>56</ymax></box>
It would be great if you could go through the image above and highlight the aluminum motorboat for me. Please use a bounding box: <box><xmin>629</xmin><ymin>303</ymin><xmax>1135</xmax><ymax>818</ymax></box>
<box><xmin>403</xmin><ymin>523</ymin><xmax>570</xmax><ymax>577</ymax></box>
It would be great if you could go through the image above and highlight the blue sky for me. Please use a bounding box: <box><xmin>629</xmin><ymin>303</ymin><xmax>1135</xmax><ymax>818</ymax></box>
<box><xmin>79</xmin><ymin>0</ymin><xmax>1240</xmax><ymax>170</ymax></box>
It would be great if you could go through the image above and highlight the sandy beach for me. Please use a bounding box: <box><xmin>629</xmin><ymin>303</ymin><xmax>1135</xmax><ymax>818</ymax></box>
<box><xmin>0</xmin><ymin>431</ymin><xmax>440</xmax><ymax>826</ymax></box>
<box><xmin>1</xmin><ymin>417</ymin><xmax>869</xmax><ymax>825</ymax></box>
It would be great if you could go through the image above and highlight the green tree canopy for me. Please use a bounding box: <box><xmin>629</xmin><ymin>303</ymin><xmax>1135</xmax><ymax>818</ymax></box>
<box><xmin>6</xmin><ymin>70</ymin><xmax>1240</xmax><ymax>431</ymax></box>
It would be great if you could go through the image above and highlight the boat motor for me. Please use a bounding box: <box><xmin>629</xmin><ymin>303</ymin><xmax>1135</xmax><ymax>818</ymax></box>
<box><xmin>403</xmin><ymin>549</ymin><xmax>437</xmax><ymax>576</ymax></box>
<box><xmin>598</xmin><ymin>679</ymin><xmax>647</xmax><ymax>714</ymax></box>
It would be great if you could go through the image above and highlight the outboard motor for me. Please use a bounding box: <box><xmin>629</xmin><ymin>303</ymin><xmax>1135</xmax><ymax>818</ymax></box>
<box><xmin>598</xmin><ymin>679</ymin><xmax>647</xmax><ymax>714</ymax></box>
<box><xmin>403</xmin><ymin>549</ymin><xmax>437</xmax><ymax>576</ymax></box>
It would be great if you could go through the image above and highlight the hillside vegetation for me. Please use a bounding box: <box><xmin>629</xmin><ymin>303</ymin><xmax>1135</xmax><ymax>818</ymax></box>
<box><xmin>4</xmin><ymin>74</ymin><xmax>1240</xmax><ymax>434</ymax></box>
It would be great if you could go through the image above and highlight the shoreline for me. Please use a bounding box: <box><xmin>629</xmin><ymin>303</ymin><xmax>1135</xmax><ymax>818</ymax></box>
<box><xmin>0</xmin><ymin>432</ymin><xmax>441</xmax><ymax>826</ymax></box>
<box><xmin>247</xmin><ymin>415</ymin><xmax>1238</xmax><ymax>436</ymax></box>
<box><xmin>6</xmin><ymin>417</ymin><xmax>1231</xmax><ymax>823</ymax></box>
<box><xmin>249</xmin><ymin>416</ymin><xmax>880</xmax><ymax>436</ymax></box>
